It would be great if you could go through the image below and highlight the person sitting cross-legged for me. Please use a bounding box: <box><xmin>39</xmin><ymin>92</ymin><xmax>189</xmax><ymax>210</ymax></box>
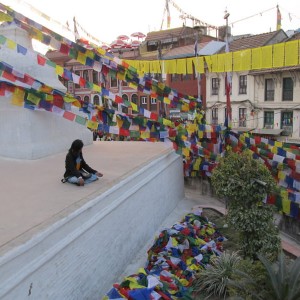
<box><xmin>63</xmin><ymin>139</ymin><xmax>103</xmax><ymax>186</ymax></box>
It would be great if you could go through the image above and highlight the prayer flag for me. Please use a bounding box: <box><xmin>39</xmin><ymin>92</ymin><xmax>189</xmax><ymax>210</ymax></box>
<box><xmin>277</xmin><ymin>5</ymin><xmax>282</xmax><ymax>30</ymax></box>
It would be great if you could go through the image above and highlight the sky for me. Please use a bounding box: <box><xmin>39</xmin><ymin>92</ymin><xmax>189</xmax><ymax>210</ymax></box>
<box><xmin>2</xmin><ymin>0</ymin><xmax>300</xmax><ymax>51</ymax></box>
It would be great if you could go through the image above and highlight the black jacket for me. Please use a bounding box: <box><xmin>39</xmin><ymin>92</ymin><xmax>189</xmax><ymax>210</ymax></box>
<box><xmin>64</xmin><ymin>150</ymin><xmax>97</xmax><ymax>178</ymax></box>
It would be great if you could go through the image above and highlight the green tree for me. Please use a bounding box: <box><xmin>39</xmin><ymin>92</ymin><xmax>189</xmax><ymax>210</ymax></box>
<box><xmin>211</xmin><ymin>149</ymin><xmax>280</xmax><ymax>259</ymax></box>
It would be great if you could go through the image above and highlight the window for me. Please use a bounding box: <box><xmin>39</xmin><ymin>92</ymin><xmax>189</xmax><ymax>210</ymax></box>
<box><xmin>281</xmin><ymin>111</ymin><xmax>293</xmax><ymax>135</ymax></box>
<box><xmin>151</xmin><ymin>97</ymin><xmax>157</xmax><ymax>104</ymax></box>
<box><xmin>84</xmin><ymin>96</ymin><xmax>90</xmax><ymax>103</ymax></box>
<box><xmin>92</xmin><ymin>71</ymin><xmax>98</xmax><ymax>84</ymax></box>
<box><xmin>110</xmin><ymin>76</ymin><xmax>118</xmax><ymax>88</ymax></box>
<box><xmin>83</xmin><ymin>70</ymin><xmax>89</xmax><ymax>82</ymax></box>
<box><xmin>131</xmin><ymin>94</ymin><xmax>138</xmax><ymax>104</ymax></box>
<box><xmin>122</xmin><ymin>94</ymin><xmax>129</xmax><ymax>113</ymax></box>
<box><xmin>264</xmin><ymin>111</ymin><xmax>274</xmax><ymax>128</ymax></box>
<box><xmin>282</xmin><ymin>77</ymin><xmax>293</xmax><ymax>101</ymax></box>
<box><xmin>122</xmin><ymin>80</ymin><xmax>128</xmax><ymax>86</ymax></box>
<box><xmin>211</xmin><ymin>108</ymin><xmax>218</xmax><ymax>125</ymax></box>
<box><xmin>239</xmin><ymin>75</ymin><xmax>247</xmax><ymax>94</ymax></box>
<box><xmin>239</xmin><ymin>108</ymin><xmax>247</xmax><ymax>127</ymax></box>
<box><xmin>281</xmin><ymin>111</ymin><xmax>293</xmax><ymax>127</ymax></box>
<box><xmin>93</xmin><ymin>95</ymin><xmax>100</xmax><ymax>106</ymax></box>
<box><xmin>141</xmin><ymin>96</ymin><xmax>147</xmax><ymax>105</ymax></box>
<box><xmin>122</xmin><ymin>94</ymin><xmax>129</xmax><ymax>101</ymax></box>
<box><xmin>211</xmin><ymin>78</ymin><xmax>219</xmax><ymax>95</ymax></box>
<box><xmin>265</xmin><ymin>79</ymin><xmax>274</xmax><ymax>101</ymax></box>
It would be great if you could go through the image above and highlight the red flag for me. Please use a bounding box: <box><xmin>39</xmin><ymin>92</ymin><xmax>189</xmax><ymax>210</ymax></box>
<box><xmin>225</xmin><ymin>38</ymin><xmax>232</xmax><ymax>128</ymax></box>
<box><xmin>63</xmin><ymin>110</ymin><xmax>76</xmax><ymax>121</ymax></box>
<box><xmin>37</xmin><ymin>54</ymin><xmax>46</xmax><ymax>66</ymax></box>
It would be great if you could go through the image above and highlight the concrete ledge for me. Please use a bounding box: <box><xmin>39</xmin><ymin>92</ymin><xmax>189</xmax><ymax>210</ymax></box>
<box><xmin>0</xmin><ymin>147</ymin><xmax>184</xmax><ymax>299</ymax></box>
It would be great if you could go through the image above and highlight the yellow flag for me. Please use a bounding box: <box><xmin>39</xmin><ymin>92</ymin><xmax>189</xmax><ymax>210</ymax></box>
<box><xmin>27</xmin><ymin>93</ymin><xmax>41</xmax><ymax>105</ymax></box>
<box><xmin>7</xmin><ymin>39</ymin><xmax>16</xmax><ymax>50</ymax></box>
<box><xmin>93</xmin><ymin>84</ymin><xmax>101</xmax><ymax>93</ymax></box>
<box><xmin>45</xmin><ymin>94</ymin><xmax>54</xmax><ymax>101</ymax></box>
<box><xmin>186</xmin><ymin>57</ymin><xmax>194</xmax><ymax>74</ymax></box>
<box><xmin>11</xmin><ymin>88</ymin><xmax>25</xmax><ymax>106</ymax></box>
<box><xmin>241</xmin><ymin>49</ymin><xmax>251</xmax><ymax>71</ymax></box>
<box><xmin>116</xmin><ymin>117</ymin><xmax>123</xmax><ymax>128</ymax></box>
<box><xmin>0</xmin><ymin>12</ymin><xmax>13</xmax><ymax>22</ymax></box>
<box><xmin>285</xmin><ymin>40</ymin><xmax>299</xmax><ymax>66</ymax></box>
<box><xmin>252</xmin><ymin>48</ymin><xmax>262</xmax><ymax>70</ymax></box>
<box><xmin>261</xmin><ymin>45</ymin><xmax>273</xmax><ymax>69</ymax></box>
<box><xmin>130</xmin><ymin>101</ymin><xmax>138</xmax><ymax>112</ymax></box>
<box><xmin>176</xmin><ymin>59</ymin><xmax>186</xmax><ymax>74</ymax></box>
<box><xmin>273</xmin><ymin>43</ymin><xmax>285</xmax><ymax>67</ymax></box>
<box><xmin>182</xmin><ymin>147</ymin><xmax>190</xmax><ymax>157</ymax></box>
<box><xmin>86</xmin><ymin>120</ymin><xmax>98</xmax><ymax>130</ymax></box>
<box><xmin>55</xmin><ymin>65</ymin><xmax>64</xmax><ymax>76</ymax></box>
<box><xmin>140</xmin><ymin>131</ymin><xmax>150</xmax><ymax>139</ymax></box>
<box><xmin>282</xmin><ymin>198</ymin><xmax>290</xmax><ymax>215</ymax></box>
<box><xmin>162</xmin><ymin>118</ymin><xmax>173</xmax><ymax>127</ymax></box>
<box><xmin>129</xmin><ymin>82</ymin><xmax>137</xmax><ymax>89</ymax></box>
<box><xmin>233</xmin><ymin>51</ymin><xmax>242</xmax><ymax>71</ymax></box>
<box><xmin>77</xmin><ymin>52</ymin><xmax>86</xmax><ymax>65</ymax></box>
<box><xmin>163</xmin><ymin>97</ymin><xmax>171</xmax><ymax>105</ymax></box>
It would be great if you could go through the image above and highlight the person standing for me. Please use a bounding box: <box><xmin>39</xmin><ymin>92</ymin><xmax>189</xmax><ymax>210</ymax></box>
<box><xmin>63</xmin><ymin>139</ymin><xmax>103</xmax><ymax>186</ymax></box>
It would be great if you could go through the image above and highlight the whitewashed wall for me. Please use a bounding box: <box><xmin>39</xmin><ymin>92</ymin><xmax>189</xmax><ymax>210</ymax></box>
<box><xmin>0</xmin><ymin>23</ymin><xmax>92</xmax><ymax>159</ymax></box>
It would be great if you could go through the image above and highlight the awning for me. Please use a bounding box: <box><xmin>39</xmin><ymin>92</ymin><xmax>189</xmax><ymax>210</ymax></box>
<box><xmin>231</xmin><ymin>128</ymin><xmax>283</xmax><ymax>136</ymax></box>
<box><xmin>231</xmin><ymin>127</ymin><xmax>254</xmax><ymax>133</ymax></box>
<box><xmin>250</xmin><ymin>129</ymin><xmax>283</xmax><ymax>135</ymax></box>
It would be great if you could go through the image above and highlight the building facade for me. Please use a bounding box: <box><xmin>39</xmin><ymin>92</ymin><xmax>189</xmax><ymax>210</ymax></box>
<box><xmin>46</xmin><ymin>26</ymin><xmax>218</xmax><ymax>118</ymax></box>
<box><xmin>203</xmin><ymin>30</ymin><xmax>300</xmax><ymax>141</ymax></box>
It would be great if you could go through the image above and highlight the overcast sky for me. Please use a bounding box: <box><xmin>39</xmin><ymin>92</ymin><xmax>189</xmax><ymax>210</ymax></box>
<box><xmin>2</xmin><ymin>0</ymin><xmax>300</xmax><ymax>47</ymax></box>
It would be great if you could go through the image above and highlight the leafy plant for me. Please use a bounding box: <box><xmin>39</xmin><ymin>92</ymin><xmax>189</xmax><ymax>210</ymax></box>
<box><xmin>192</xmin><ymin>251</ymin><xmax>241</xmax><ymax>299</ymax></box>
<box><xmin>228</xmin><ymin>251</ymin><xmax>300</xmax><ymax>300</ymax></box>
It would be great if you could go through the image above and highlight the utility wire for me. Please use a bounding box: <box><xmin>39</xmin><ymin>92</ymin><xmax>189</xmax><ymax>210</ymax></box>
<box><xmin>230</xmin><ymin>6</ymin><xmax>276</xmax><ymax>27</ymax></box>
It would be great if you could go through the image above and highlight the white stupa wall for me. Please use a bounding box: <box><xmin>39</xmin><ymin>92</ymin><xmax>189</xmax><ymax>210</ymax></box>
<box><xmin>0</xmin><ymin>23</ymin><xmax>92</xmax><ymax>159</ymax></box>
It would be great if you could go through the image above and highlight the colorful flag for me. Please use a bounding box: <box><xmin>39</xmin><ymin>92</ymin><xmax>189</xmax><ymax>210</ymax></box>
<box><xmin>277</xmin><ymin>5</ymin><xmax>282</xmax><ymax>30</ymax></box>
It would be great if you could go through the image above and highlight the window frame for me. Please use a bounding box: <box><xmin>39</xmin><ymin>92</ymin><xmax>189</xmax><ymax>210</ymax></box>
<box><xmin>211</xmin><ymin>107</ymin><xmax>218</xmax><ymax>125</ymax></box>
<box><xmin>238</xmin><ymin>107</ymin><xmax>247</xmax><ymax>127</ymax></box>
<box><xmin>282</xmin><ymin>77</ymin><xmax>293</xmax><ymax>101</ymax></box>
<box><xmin>264</xmin><ymin>78</ymin><xmax>275</xmax><ymax>101</ymax></box>
<box><xmin>264</xmin><ymin>111</ymin><xmax>274</xmax><ymax>127</ymax></box>
<box><xmin>150</xmin><ymin>97</ymin><xmax>157</xmax><ymax>105</ymax></box>
<box><xmin>239</xmin><ymin>75</ymin><xmax>247</xmax><ymax>94</ymax></box>
<box><xmin>140</xmin><ymin>96</ymin><xmax>147</xmax><ymax>105</ymax></box>
<box><xmin>211</xmin><ymin>77</ymin><xmax>219</xmax><ymax>95</ymax></box>
<box><xmin>110</xmin><ymin>77</ymin><xmax>118</xmax><ymax>88</ymax></box>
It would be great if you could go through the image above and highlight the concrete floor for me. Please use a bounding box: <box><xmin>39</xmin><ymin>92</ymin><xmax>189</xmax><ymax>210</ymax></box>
<box><xmin>0</xmin><ymin>141</ymin><xmax>173</xmax><ymax>256</ymax></box>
